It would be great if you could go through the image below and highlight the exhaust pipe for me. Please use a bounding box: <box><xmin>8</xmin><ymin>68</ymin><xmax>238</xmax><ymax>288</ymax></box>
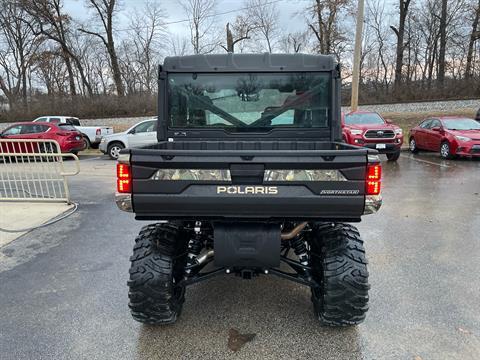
<box><xmin>281</xmin><ymin>222</ymin><xmax>308</xmax><ymax>240</ymax></box>
<box><xmin>197</xmin><ymin>249</ymin><xmax>214</xmax><ymax>264</ymax></box>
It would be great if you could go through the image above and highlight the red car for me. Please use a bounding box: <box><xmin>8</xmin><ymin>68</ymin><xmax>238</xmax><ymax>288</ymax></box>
<box><xmin>0</xmin><ymin>122</ymin><xmax>85</xmax><ymax>154</ymax></box>
<box><xmin>342</xmin><ymin>111</ymin><xmax>404</xmax><ymax>161</ymax></box>
<box><xmin>409</xmin><ymin>117</ymin><xmax>480</xmax><ymax>159</ymax></box>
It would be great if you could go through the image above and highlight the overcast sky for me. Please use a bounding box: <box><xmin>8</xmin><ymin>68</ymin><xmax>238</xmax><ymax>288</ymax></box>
<box><xmin>63</xmin><ymin>0</ymin><xmax>310</xmax><ymax>40</ymax></box>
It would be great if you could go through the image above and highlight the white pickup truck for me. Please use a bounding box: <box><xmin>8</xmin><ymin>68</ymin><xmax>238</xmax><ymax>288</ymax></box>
<box><xmin>33</xmin><ymin>116</ymin><xmax>113</xmax><ymax>149</ymax></box>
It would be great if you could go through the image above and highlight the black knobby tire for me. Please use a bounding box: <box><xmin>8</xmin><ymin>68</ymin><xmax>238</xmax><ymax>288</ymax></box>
<box><xmin>310</xmin><ymin>223</ymin><xmax>370</xmax><ymax>326</ymax></box>
<box><xmin>128</xmin><ymin>223</ymin><xmax>188</xmax><ymax>324</ymax></box>
<box><xmin>386</xmin><ymin>150</ymin><xmax>400</xmax><ymax>162</ymax></box>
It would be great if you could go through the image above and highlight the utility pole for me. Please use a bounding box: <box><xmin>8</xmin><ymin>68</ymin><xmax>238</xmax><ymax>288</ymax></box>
<box><xmin>351</xmin><ymin>0</ymin><xmax>365</xmax><ymax>111</ymax></box>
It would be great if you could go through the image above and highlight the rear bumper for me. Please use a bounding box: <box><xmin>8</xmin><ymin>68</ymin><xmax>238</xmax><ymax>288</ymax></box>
<box><xmin>62</xmin><ymin>141</ymin><xmax>86</xmax><ymax>153</ymax></box>
<box><xmin>129</xmin><ymin>185</ymin><xmax>367</xmax><ymax>221</ymax></box>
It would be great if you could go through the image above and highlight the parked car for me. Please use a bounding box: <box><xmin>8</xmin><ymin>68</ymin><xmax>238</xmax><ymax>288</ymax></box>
<box><xmin>99</xmin><ymin>118</ymin><xmax>157</xmax><ymax>159</ymax></box>
<box><xmin>409</xmin><ymin>117</ymin><xmax>480</xmax><ymax>159</ymax></box>
<box><xmin>33</xmin><ymin>116</ymin><xmax>113</xmax><ymax>149</ymax></box>
<box><xmin>0</xmin><ymin>122</ymin><xmax>85</xmax><ymax>154</ymax></box>
<box><xmin>342</xmin><ymin>111</ymin><xmax>404</xmax><ymax>161</ymax></box>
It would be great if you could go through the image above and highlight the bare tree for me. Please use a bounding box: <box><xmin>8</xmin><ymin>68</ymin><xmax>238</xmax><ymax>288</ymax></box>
<box><xmin>437</xmin><ymin>0</ymin><xmax>448</xmax><ymax>84</ymax></box>
<box><xmin>0</xmin><ymin>0</ymin><xmax>40</xmax><ymax>108</ymax></box>
<box><xmin>391</xmin><ymin>0</ymin><xmax>411</xmax><ymax>87</ymax></box>
<box><xmin>79</xmin><ymin>0</ymin><xmax>125</xmax><ymax>96</ymax></box>
<box><xmin>280</xmin><ymin>31</ymin><xmax>310</xmax><ymax>53</ymax></box>
<box><xmin>466</xmin><ymin>0</ymin><xmax>480</xmax><ymax>77</ymax></box>
<box><xmin>20</xmin><ymin>0</ymin><xmax>94</xmax><ymax>96</ymax></box>
<box><xmin>126</xmin><ymin>1</ymin><xmax>167</xmax><ymax>93</ymax></box>
<box><xmin>180</xmin><ymin>0</ymin><xmax>219</xmax><ymax>54</ymax></box>
<box><xmin>246</xmin><ymin>0</ymin><xmax>279</xmax><ymax>53</ymax></box>
<box><xmin>221</xmin><ymin>16</ymin><xmax>257</xmax><ymax>53</ymax></box>
<box><xmin>306</xmin><ymin>0</ymin><xmax>351</xmax><ymax>57</ymax></box>
<box><xmin>367</xmin><ymin>0</ymin><xmax>392</xmax><ymax>89</ymax></box>
<box><xmin>168</xmin><ymin>35</ymin><xmax>190</xmax><ymax>56</ymax></box>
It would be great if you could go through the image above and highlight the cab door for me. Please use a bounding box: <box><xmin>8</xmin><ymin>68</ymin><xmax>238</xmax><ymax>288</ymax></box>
<box><xmin>127</xmin><ymin>120</ymin><xmax>157</xmax><ymax>148</ymax></box>
<box><xmin>0</xmin><ymin>125</ymin><xmax>24</xmax><ymax>153</ymax></box>
<box><xmin>415</xmin><ymin>119</ymin><xmax>432</xmax><ymax>148</ymax></box>
<box><xmin>423</xmin><ymin>119</ymin><xmax>442</xmax><ymax>151</ymax></box>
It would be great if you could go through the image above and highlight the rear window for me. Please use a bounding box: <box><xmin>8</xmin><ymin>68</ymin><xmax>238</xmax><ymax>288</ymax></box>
<box><xmin>66</xmin><ymin>118</ymin><xmax>81</xmax><ymax>126</ymax></box>
<box><xmin>58</xmin><ymin>124</ymin><xmax>77</xmax><ymax>131</ymax></box>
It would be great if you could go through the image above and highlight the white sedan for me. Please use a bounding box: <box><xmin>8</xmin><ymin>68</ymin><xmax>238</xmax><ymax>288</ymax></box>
<box><xmin>99</xmin><ymin>118</ymin><xmax>157</xmax><ymax>159</ymax></box>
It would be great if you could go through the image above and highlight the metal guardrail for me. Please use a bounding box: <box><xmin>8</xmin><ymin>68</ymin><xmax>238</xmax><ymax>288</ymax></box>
<box><xmin>0</xmin><ymin>139</ymin><xmax>80</xmax><ymax>203</ymax></box>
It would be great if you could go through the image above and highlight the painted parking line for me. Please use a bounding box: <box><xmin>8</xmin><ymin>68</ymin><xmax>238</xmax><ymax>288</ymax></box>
<box><xmin>400</xmin><ymin>154</ymin><xmax>450</xmax><ymax>168</ymax></box>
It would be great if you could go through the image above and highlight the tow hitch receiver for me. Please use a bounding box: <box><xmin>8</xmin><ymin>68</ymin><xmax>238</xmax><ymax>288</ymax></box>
<box><xmin>214</xmin><ymin>222</ymin><xmax>281</xmax><ymax>268</ymax></box>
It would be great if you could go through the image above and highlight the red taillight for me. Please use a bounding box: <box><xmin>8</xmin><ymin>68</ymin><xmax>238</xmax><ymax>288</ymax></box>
<box><xmin>366</xmin><ymin>164</ymin><xmax>382</xmax><ymax>195</ymax></box>
<box><xmin>96</xmin><ymin>128</ymin><xmax>101</xmax><ymax>136</ymax></box>
<box><xmin>117</xmin><ymin>163</ymin><xmax>131</xmax><ymax>193</ymax></box>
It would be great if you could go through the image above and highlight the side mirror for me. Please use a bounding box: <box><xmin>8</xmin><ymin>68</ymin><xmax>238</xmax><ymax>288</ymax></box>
<box><xmin>431</xmin><ymin>126</ymin><xmax>441</xmax><ymax>132</ymax></box>
<box><xmin>385</xmin><ymin>118</ymin><xmax>393</xmax><ymax>124</ymax></box>
<box><xmin>128</xmin><ymin>128</ymin><xmax>136</xmax><ymax>135</ymax></box>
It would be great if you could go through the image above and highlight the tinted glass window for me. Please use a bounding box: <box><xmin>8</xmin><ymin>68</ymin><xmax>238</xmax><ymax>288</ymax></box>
<box><xmin>3</xmin><ymin>125</ymin><xmax>23</xmax><ymax>135</ymax></box>
<box><xmin>21</xmin><ymin>124</ymin><xmax>49</xmax><ymax>134</ymax></box>
<box><xmin>58</xmin><ymin>124</ymin><xmax>77</xmax><ymax>131</ymax></box>
<box><xmin>168</xmin><ymin>72</ymin><xmax>331</xmax><ymax>131</ymax></box>
<box><xmin>134</xmin><ymin>121</ymin><xmax>156</xmax><ymax>133</ymax></box>
<box><xmin>442</xmin><ymin>118</ymin><xmax>480</xmax><ymax>130</ymax></box>
<box><xmin>345</xmin><ymin>113</ymin><xmax>385</xmax><ymax>125</ymax></box>
<box><xmin>420</xmin><ymin>120</ymin><xmax>432</xmax><ymax>129</ymax></box>
<box><xmin>49</xmin><ymin>118</ymin><xmax>61</xmax><ymax>123</ymax></box>
<box><xmin>430</xmin><ymin>120</ymin><xmax>441</xmax><ymax>129</ymax></box>
<box><xmin>66</xmin><ymin>118</ymin><xmax>80</xmax><ymax>126</ymax></box>
<box><xmin>36</xmin><ymin>117</ymin><xmax>48</xmax><ymax>122</ymax></box>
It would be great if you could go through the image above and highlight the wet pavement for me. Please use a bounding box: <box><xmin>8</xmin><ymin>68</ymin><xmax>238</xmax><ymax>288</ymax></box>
<box><xmin>0</xmin><ymin>153</ymin><xmax>479</xmax><ymax>359</ymax></box>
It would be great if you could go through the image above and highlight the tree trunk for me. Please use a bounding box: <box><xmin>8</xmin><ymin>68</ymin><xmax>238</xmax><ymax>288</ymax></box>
<box><xmin>437</xmin><ymin>0</ymin><xmax>448</xmax><ymax>85</ymax></box>
<box><xmin>107</xmin><ymin>41</ymin><xmax>125</xmax><ymax>96</ymax></box>
<box><xmin>466</xmin><ymin>0</ymin><xmax>480</xmax><ymax>78</ymax></box>
<box><xmin>392</xmin><ymin>0</ymin><xmax>411</xmax><ymax>89</ymax></box>
<box><xmin>226</xmin><ymin>23</ymin><xmax>234</xmax><ymax>52</ymax></box>
<box><xmin>64</xmin><ymin>53</ymin><xmax>77</xmax><ymax>96</ymax></box>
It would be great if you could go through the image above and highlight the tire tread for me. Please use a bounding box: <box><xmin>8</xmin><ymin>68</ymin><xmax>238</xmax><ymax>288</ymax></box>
<box><xmin>128</xmin><ymin>223</ymin><xmax>186</xmax><ymax>325</ymax></box>
<box><xmin>311</xmin><ymin>223</ymin><xmax>370</xmax><ymax>326</ymax></box>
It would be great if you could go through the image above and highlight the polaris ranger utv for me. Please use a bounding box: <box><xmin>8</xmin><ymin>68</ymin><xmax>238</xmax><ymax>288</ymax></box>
<box><xmin>116</xmin><ymin>54</ymin><xmax>382</xmax><ymax>326</ymax></box>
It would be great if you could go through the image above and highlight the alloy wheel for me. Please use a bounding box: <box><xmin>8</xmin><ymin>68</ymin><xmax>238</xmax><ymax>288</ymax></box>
<box><xmin>440</xmin><ymin>143</ymin><xmax>450</xmax><ymax>158</ymax></box>
<box><xmin>409</xmin><ymin>139</ymin><xmax>416</xmax><ymax>152</ymax></box>
<box><xmin>110</xmin><ymin>145</ymin><xmax>121</xmax><ymax>159</ymax></box>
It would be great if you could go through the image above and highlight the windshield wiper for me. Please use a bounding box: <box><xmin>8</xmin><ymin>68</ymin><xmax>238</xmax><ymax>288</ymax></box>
<box><xmin>174</xmin><ymin>86</ymin><xmax>245</xmax><ymax>127</ymax></box>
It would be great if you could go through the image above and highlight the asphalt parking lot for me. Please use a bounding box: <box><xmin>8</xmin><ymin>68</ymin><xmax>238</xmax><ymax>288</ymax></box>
<box><xmin>0</xmin><ymin>153</ymin><xmax>479</xmax><ymax>360</ymax></box>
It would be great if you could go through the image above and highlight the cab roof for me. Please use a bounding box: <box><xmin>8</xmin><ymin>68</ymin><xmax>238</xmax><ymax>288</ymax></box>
<box><xmin>162</xmin><ymin>53</ymin><xmax>337</xmax><ymax>73</ymax></box>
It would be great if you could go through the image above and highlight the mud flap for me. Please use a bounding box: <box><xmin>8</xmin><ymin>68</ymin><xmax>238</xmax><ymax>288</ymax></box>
<box><xmin>214</xmin><ymin>222</ymin><xmax>281</xmax><ymax>268</ymax></box>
